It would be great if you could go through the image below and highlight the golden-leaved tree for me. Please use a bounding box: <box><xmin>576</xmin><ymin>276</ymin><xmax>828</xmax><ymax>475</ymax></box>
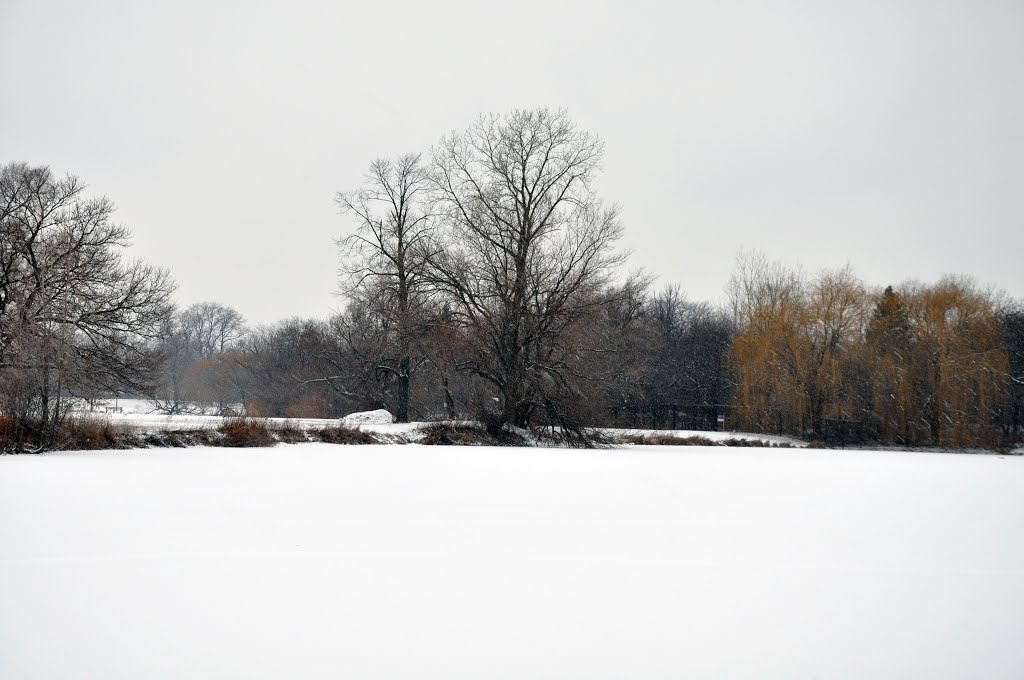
<box><xmin>728</xmin><ymin>251</ymin><xmax>1009</xmax><ymax>447</ymax></box>
<box><xmin>896</xmin><ymin>278</ymin><xmax>1006</xmax><ymax>447</ymax></box>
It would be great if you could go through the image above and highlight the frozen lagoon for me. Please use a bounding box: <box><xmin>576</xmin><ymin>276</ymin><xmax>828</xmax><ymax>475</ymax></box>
<box><xmin>2</xmin><ymin>444</ymin><xmax>1023</xmax><ymax>679</ymax></box>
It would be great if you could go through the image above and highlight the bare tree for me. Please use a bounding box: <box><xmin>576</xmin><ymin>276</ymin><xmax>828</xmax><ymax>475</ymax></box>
<box><xmin>998</xmin><ymin>302</ymin><xmax>1024</xmax><ymax>438</ymax></box>
<box><xmin>235</xmin><ymin>314</ymin><xmax>386</xmax><ymax>418</ymax></box>
<box><xmin>0</xmin><ymin>162</ymin><xmax>175</xmax><ymax>448</ymax></box>
<box><xmin>151</xmin><ymin>315</ymin><xmax>196</xmax><ymax>414</ymax></box>
<box><xmin>428</xmin><ymin>108</ymin><xmax>627</xmax><ymax>433</ymax></box>
<box><xmin>179</xmin><ymin>301</ymin><xmax>246</xmax><ymax>357</ymax></box>
<box><xmin>642</xmin><ymin>285</ymin><xmax>734</xmax><ymax>430</ymax></box>
<box><xmin>150</xmin><ymin>302</ymin><xmax>246</xmax><ymax>413</ymax></box>
<box><xmin>336</xmin><ymin>154</ymin><xmax>434</xmax><ymax>422</ymax></box>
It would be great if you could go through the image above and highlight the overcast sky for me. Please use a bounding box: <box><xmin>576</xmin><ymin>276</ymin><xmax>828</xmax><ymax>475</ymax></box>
<box><xmin>2</xmin><ymin>0</ymin><xmax>1021</xmax><ymax>324</ymax></box>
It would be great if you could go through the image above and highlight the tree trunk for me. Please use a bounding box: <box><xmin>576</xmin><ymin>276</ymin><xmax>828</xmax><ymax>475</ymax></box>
<box><xmin>442</xmin><ymin>375</ymin><xmax>456</xmax><ymax>419</ymax></box>
<box><xmin>396</xmin><ymin>357</ymin><xmax>410</xmax><ymax>423</ymax></box>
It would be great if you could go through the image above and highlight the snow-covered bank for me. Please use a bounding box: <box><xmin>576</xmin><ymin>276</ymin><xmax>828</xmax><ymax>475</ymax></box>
<box><xmin>2</xmin><ymin>445</ymin><xmax>1023</xmax><ymax>679</ymax></box>
<box><xmin>602</xmin><ymin>427</ymin><xmax>805</xmax><ymax>447</ymax></box>
<box><xmin>71</xmin><ymin>400</ymin><xmax>1020</xmax><ymax>452</ymax></box>
<box><xmin>69</xmin><ymin>409</ymin><xmax>805</xmax><ymax>448</ymax></box>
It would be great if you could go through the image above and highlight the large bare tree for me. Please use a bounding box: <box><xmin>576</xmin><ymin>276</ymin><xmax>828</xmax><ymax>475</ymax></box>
<box><xmin>428</xmin><ymin>108</ymin><xmax>627</xmax><ymax>432</ymax></box>
<box><xmin>336</xmin><ymin>154</ymin><xmax>434</xmax><ymax>422</ymax></box>
<box><xmin>0</xmin><ymin>162</ymin><xmax>175</xmax><ymax>448</ymax></box>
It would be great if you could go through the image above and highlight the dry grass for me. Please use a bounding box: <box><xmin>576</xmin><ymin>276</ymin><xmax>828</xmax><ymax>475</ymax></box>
<box><xmin>218</xmin><ymin>417</ymin><xmax>277</xmax><ymax>448</ymax></box>
<box><xmin>1</xmin><ymin>414</ymin><xmax>383</xmax><ymax>452</ymax></box>
<box><xmin>0</xmin><ymin>414</ymin><xmax>798</xmax><ymax>454</ymax></box>
<box><xmin>613</xmin><ymin>432</ymin><xmax>796</xmax><ymax>448</ymax></box>
<box><xmin>1</xmin><ymin>416</ymin><xmax>142</xmax><ymax>452</ymax></box>
<box><xmin>271</xmin><ymin>421</ymin><xmax>308</xmax><ymax>444</ymax></box>
<box><xmin>57</xmin><ymin>418</ymin><xmax>137</xmax><ymax>450</ymax></box>
<box><xmin>720</xmin><ymin>437</ymin><xmax>794</xmax><ymax>448</ymax></box>
<box><xmin>616</xmin><ymin>432</ymin><xmax>718</xmax><ymax>446</ymax></box>
<box><xmin>420</xmin><ymin>422</ymin><xmax>527</xmax><ymax>447</ymax></box>
<box><xmin>141</xmin><ymin>429</ymin><xmax>217</xmax><ymax>448</ymax></box>
<box><xmin>0</xmin><ymin>415</ymin><xmax>20</xmax><ymax>450</ymax></box>
<box><xmin>309</xmin><ymin>424</ymin><xmax>378</xmax><ymax>445</ymax></box>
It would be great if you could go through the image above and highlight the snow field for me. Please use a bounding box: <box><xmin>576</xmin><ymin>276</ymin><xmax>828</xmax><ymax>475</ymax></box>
<box><xmin>1</xmin><ymin>444</ymin><xmax>1023</xmax><ymax>679</ymax></box>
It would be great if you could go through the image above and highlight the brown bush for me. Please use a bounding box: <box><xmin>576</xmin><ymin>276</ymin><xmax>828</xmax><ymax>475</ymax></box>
<box><xmin>57</xmin><ymin>418</ymin><xmax>136</xmax><ymax>450</ymax></box>
<box><xmin>0</xmin><ymin>416</ymin><xmax>139</xmax><ymax>452</ymax></box>
<box><xmin>141</xmin><ymin>429</ymin><xmax>216</xmax><ymax>448</ymax></box>
<box><xmin>616</xmin><ymin>432</ymin><xmax>717</xmax><ymax>447</ymax></box>
<box><xmin>0</xmin><ymin>416</ymin><xmax>44</xmax><ymax>452</ymax></box>
<box><xmin>613</xmin><ymin>432</ymin><xmax>794</xmax><ymax>448</ymax></box>
<box><xmin>311</xmin><ymin>425</ymin><xmax>378</xmax><ymax>445</ymax></box>
<box><xmin>671</xmin><ymin>435</ymin><xmax>717</xmax><ymax>446</ymax></box>
<box><xmin>0</xmin><ymin>415</ymin><xmax>18</xmax><ymax>450</ymax></box>
<box><xmin>219</xmin><ymin>417</ymin><xmax>276</xmax><ymax>447</ymax></box>
<box><xmin>420</xmin><ymin>422</ymin><xmax>527</xmax><ymax>447</ymax></box>
<box><xmin>271</xmin><ymin>421</ymin><xmax>308</xmax><ymax>444</ymax></box>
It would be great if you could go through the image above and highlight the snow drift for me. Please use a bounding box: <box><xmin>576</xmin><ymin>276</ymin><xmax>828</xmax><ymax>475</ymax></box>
<box><xmin>340</xmin><ymin>409</ymin><xmax>395</xmax><ymax>426</ymax></box>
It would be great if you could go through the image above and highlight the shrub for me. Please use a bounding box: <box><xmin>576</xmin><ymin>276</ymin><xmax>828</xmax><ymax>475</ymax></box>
<box><xmin>271</xmin><ymin>421</ymin><xmax>308</xmax><ymax>444</ymax></box>
<box><xmin>311</xmin><ymin>425</ymin><xmax>378</xmax><ymax>445</ymax></box>
<box><xmin>1</xmin><ymin>415</ymin><xmax>139</xmax><ymax>452</ymax></box>
<box><xmin>420</xmin><ymin>422</ymin><xmax>527</xmax><ymax>447</ymax></box>
<box><xmin>614</xmin><ymin>432</ymin><xmax>795</xmax><ymax>448</ymax></box>
<box><xmin>219</xmin><ymin>417</ymin><xmax>276</xmax><ymax>447</ymax></box>
<box><xmin>718</xmin><ymin>437</ymin><xmax>761</xmax><ymax>448</ymax></box>
<box><xmin>58</xmin><ymin>418</ymin><xmax>135</xmax><ymax>450</ymax></box>
<box><xmin>0</xmin><ymin>415</ymin><xmax>18</xmax><ymax>451</ymax></box>
<box><xmin>616</xmin><ymin>432</ymin><xmax>717</xmax><ymax>446</ymax></box>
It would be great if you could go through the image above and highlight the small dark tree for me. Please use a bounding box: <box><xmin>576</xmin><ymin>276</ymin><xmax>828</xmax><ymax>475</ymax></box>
<box><xmin>646</xmin><ymin>286</ymin><xmax>733</xmax><ymax>430</ymax></box>
<box><xmin>865</xmin><ymin>286</ymin><xmax>913</xmax><ymax>442</ymax></box>
<box><xmin>998</xmin><ymin>304</ymin><xmax>1024</xmax><ymax>440</ymax></box>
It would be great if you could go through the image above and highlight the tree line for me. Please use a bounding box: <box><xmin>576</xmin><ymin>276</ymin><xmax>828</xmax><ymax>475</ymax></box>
<box><xmin>1</xmin><ymin>108</ymin><xmax>1021</xmax><ymax>450</ymax></box>
<box><xmin>727</xmin><ymin>252</ymin><xmax>1022</xmax><ymax>447</ymax></box>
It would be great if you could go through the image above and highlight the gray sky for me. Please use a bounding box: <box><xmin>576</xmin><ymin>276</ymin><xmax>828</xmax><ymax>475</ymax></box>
<box><xmin>2</xmin><ymin>0</ymin><xmax>1021</xmax><ymax>324</ymax></box>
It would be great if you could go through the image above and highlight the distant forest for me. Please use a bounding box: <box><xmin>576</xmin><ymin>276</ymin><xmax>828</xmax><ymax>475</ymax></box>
<box><xmin>2</xmin><ymin>109</ymin><xmax>1022</xmax><ymax>450</ymax></box>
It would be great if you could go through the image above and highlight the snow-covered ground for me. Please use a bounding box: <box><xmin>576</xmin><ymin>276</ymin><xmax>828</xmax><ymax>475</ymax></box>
<box><xmin>73</xmin><ymin>399</ymin><xmax>804</xmax><ymax>446</ymax></box>
<box><xmin>602</xmin><ymin>427</ymin><xmax>805</xmax><ymax>447</ymax></box>
<box><xmin>74</xmin><ymin>399</ymin><xmax>800</xmax><ymax>446</ymax></box>
<box><xmin>75</xmin><ymin>399</ymin><xmax>422</xmax><ymax>437</ymax></box>
<box><xmin>2</xmin><ymin>444</ymin><xmax>1023</xmax><ymax>679</ymax></box>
